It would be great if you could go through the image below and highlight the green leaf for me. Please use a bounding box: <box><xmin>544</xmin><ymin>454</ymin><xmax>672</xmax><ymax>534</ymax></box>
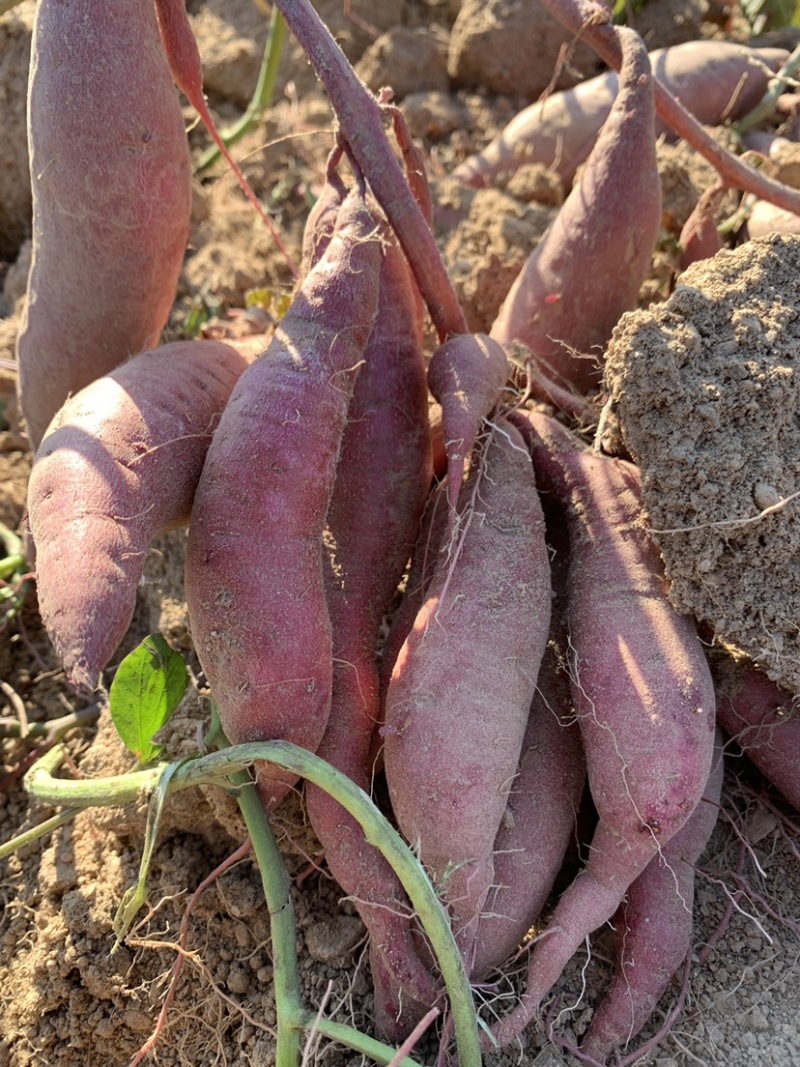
<box><xmin>109</xmin><ymin>634</ymin><xmax>188</xmax><ymax>765</ymax></box>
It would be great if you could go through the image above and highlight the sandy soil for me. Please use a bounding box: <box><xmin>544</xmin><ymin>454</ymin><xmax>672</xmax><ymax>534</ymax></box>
<box><xmin>2</xmin><ymin>2</ymin><xmax>800</xmax><ymax>1066</ymax></box>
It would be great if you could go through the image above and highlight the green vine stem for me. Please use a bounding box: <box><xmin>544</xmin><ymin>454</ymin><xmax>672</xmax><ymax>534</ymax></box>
<box><xmin>24</xmin><ymin>741</ymin><xmax>482</xmax><ymax>1067</ymax></box>
<box><xmin>233</xmin><ymin>771</ymin><xmax>304</xmax><ymax>1067</ymax></box>
<box><xmin>234</xmin><ymin>772</ymin><xmax>422</xmax><ymax>1067</ymax></box>
<box><xmin>0</xmin><ymin>807</ymin><xmax>80</xmax><ymax>861</ymax></box>
<box><xmin>195</xmin><ymin>8</ymin><xmax>287</xmax><ymax>173</ymax></box>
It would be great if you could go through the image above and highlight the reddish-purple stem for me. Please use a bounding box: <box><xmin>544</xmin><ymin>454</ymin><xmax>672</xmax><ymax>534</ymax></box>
<box><xmin>271</xmin><ymin>0</ymin><xmax>467</xmax><ymax>340</ymax></box>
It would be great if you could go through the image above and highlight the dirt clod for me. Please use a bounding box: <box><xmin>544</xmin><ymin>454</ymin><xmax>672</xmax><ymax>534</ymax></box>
<box><xmin>606</xmin><ymin>233</ymin><xmax>800</xmax><ymax>692</ymax></box>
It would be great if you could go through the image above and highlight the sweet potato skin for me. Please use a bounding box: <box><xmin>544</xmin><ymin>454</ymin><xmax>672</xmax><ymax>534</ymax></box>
<box><xmin>304</xmin><ymin>227</ymin><xmax>436</xmax><ymax>1039</ymax></box>
<box><xmin>185</xmin><ymin>191</ymin><xmax>382</xmax><ymax>810</ymax></box>
<box><xmin>426</xmin><ymin>333</ymin><xmax>509</xmax><ymax>510</ymax></box>
<box><xmin>17</xmin><ymin>0</ymin><xmax>192</xmax><ymax>449</ymax></box>
<box><xmin>384</xmin><ymin>418</ymin><xmax>552</xmax><ymax>965</ymax></box>
<box><xmin>714</xmin><ymin>657</ymin><xmax>800</xmax><ymax>811</ymax></box>
<box><xmin>581</xmin><ymin>731</ymin><xmax>724</xmax><ymax>1062</ymax></box>
<box><xmin>28</xmin><ymin>339</ymin><xmax>251</xmax><ymax>692</ymax></box>
<box><xmin>452</xmin><ymin>42</ymin><xmax>786</xmax><ymax>189</ymax></box>
<box><xmin>486</xmin><ymin>409</ymin><xmax>716</xmax><ymax>1049</ymax></box>
<box><xmin>490</xmin><ymin>27</ymin><xmax>661</xmax><ymax>393</ymax></box>
<box><xmin>471</xmin><ymin>634</ymin><xmax>585</xmax><ymax>981</ymax></box>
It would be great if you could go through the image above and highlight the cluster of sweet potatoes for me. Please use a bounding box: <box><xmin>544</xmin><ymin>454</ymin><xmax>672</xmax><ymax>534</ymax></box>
<box><xmin>17</xmin><ymin>0</ymin><xmax>800</xmax><ymax>1060</ymax></box>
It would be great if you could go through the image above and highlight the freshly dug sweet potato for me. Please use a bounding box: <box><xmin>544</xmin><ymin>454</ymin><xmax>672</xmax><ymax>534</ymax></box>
<box><xmin>384</xmin><ymin>418</ymin><xmax>551</xmax><ymax>968</ymax></box>
<box><xmin>17</xmin><ymin>0</ymin><xmax>192</xmax><ymax>449</ymax></box>
<box><xmin>490</xmin><ymin>27</ymin><xmax>661</xmax><ymax>393</ymax></box>
<box><xmin>714</xmin><ymin>656</ymin><xmax>800</xmax><ymax>812</ymax></box>
<box><xmin>305</xmin><ymin>225</ymin><xmax>435</xmax><ymax>1040</ymax></box>
<box><xmin>486</xmin><ymin>409</ymin><xmax>716</xmax><ymax>1050</ymax></box>
<box><xmin>471</xmin><ymin>634</ymin><xmax>585</xmax><ymax>981</ymax></box>
<box><xmin>185</xmin><ymin>189</ymin><xmax>382</xmax><ymax>812</ymax></box>
<box><xmin>452</xmin><ymin>42</ymin><xmax>787</xmax><ymax>189</ymax></box>
<box><xmin>581</xmin><ymin>731</ymin><xmax>724</xmax><ymax>1061</ymax></box>
<box><xmin>28</xmin><ymin>339</ymin><xmax>254</xmax><ymax>692</ymax></box>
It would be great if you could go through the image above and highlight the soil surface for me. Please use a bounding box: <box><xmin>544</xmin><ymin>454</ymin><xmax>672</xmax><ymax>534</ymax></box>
<box><xmin>3</xmin><ymin>2</ymin><xmax>800</xmax><ymax>1066</ymax></box>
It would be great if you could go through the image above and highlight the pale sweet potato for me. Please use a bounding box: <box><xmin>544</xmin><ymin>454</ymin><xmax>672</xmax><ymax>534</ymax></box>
<box><xmin>184</xmin><ymin>189</ymin><xmax>382</xmax><ymax>811</ymax></box>
<box><xmin>384</xmin><ymin>418</ymin><xmax>551</xmax><ymax>967</ymax></box>
<box><xmin>28</xmin><ymin>339</ymin><xmax>253</xmax><ymax>692</ymax></box>
<box><xmin>452</xmin><ymin>42</ymin><xmax>786</xmax><ymax>189</ymax></box>
<box><xmin>17</xmin><ymin>0</ymin><xmax>192</xmax><ymax>448</ymax></box>
<box><xmin>485</xmin><ymin>410</ymin><xmax>716</xmax><ymax>1050</ymax></box>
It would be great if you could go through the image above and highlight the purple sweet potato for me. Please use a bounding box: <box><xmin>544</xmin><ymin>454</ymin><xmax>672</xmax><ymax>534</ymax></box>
<box><xmin>452</xmin><ymin>42</ymin><xmax>787</xmax><ymax>189</ymax></box>
<box><xmin>304</xmin><ymin>226</ymin><xmax>435</xmax><ymax>1040</ymax></box>
<box><xmin>581</xmin><ymin>731</ymin><xmax>724</xmax><ymax>1061</ymax></box>
<box><xmin>28</xmin><ymin>338</ymin><xmax>254</xmax><ymax>692</ymax></box>
<box><xmin>678</xmin><ymin>186</ymin><xmax>725</xmax><ymax>271</ymax></box>
<box><xmin>427</xmin><ymin>334</ymin><xmax>509</xmax><ymax>511</ymax></box>
<box><xmin>471</xmin><ymin>634</ymin><xmax>586</xmax><ymax>981</ymax></box>
<box><xmin>490</xmin><ymin>27</ymin><xmax>661</xmax><ymax>393</ymax></box>
<box><xmin>485</xmin><ymin>410</ymin><xmax>716</xmax><ymax>1050</ymax></box>
<box><xmin>378</xmin><ymin>481</ymin><xmax>450</xmax><ymax>710</ymax></box>
<box><xmin>714</xmin><ymin>656</ymin><xmax>800</xmax><ymax>812</ymax></box>
<box><xmin>17</xmin><ymin>0</ymin><xmax>193</xmax><ymax>448</ymax></box>
<box><xmin>384</xmin><ymin>418</ymin><xmax>551</xmax><ymax>968</ymax></box>
<box><xmin>185</xmin><ymin>189</ymin><xmax>382</xmax><ymax>811</ymax></box>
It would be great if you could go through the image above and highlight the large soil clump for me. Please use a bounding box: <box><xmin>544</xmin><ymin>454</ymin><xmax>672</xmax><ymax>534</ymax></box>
<box><xmin>605</xmin><ymin>233</ymin><xmax>800</xmax><ymax>692</ymax></box>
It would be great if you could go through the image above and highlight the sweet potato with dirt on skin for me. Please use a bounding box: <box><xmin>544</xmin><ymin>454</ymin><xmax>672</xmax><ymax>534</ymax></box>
<box><xmin>304</xmin><ymin>224</ymin><xmax>435</xmax><ymax>1040</ymax></box>
<box><xmin>471</xmin><ymin>633</ymin><xmax>586</xmax><ymax>981</ymax></box>
<box><xmin>452</xmin><ymin>42</ymin><xmax>787</xmax><ymax>189</ymax></box>
<box><xmin>490</xmin><ymin>26</ymin><xmax>661</xmax><ymax>393</ymax></box>
<box><xmin>714</xmin><ymin>655</ymin><xmax>800</xmax><ymax>812</ymax></box>
<box><xmin>17</xmin><ymin>0</ymin><xmax>193</xmax><ymax>449</ymax></box>
<box><xmin>485</xmin><ymin>408</ymin><xmax>716</xmax><ymax>1050</ymax></box>
<box><xmin>384</xmin><ymin>417</ymin><xmax>551</xmax><ymax>968</ymax></box>
<box><xmin>185</xmin><ymin>189</ymin><xmax>383</xmax><ymax>812</ymax></box>
<box><xmin>581</xmin><ymin>730</ymin><xmax>724</xmax><ymax>1062</ymax></box>
<box><xmin>426</xmin><ymin>333</ymin><xmax>509</xmax><ymax>511</ymax></box>
<box><xmin>27</xmin><ymin>338</ymin><xmax>256</xmax><ymax>693</ymax></box>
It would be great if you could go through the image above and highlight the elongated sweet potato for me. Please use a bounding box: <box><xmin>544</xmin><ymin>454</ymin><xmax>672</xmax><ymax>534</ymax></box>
<box><xmin>17</xmin><ymin>0</ymin><xmax>192</xmax><ymax>449</ymax></box>
<box><xmin>304</xmin><ymin>224</ymin><xmax>436</xmax><ymax>1040</ymax></box>
<box><xmin>581</xmin><ymin>731</ymin><xmax>724</xmax><ymax>1062</ymax></box>
<box><xmin>485</xmin><ymin>410</ymin><xmax>716</xmax><ymax>1050</ymax></box>
<box><xmin>490</xmin><ymin>27</ymin><xmax>661</xmax><ymax>393</ymax></box>
<box><xmin>28</xmin><ymin>338</ymin><xmax>255</xmax><ymax>692</ymax></box>
<box><xmin>384</xmin><ymin>418</ymin><xmax>551</xmax><ymax>967</ymax></box>
<box><xmin>185</xmin><ymin>189</ymin><xmax>382</xmax><ymax>811</ymax></box>
<box><xmin>452</xmin><ymin>42</ymin><xmax>786</xmax><ymax>189</ymax></box>
<box><xmin>471</xmin><ymin>633</ymin><xmax>585</xmax><ymax>981</ymax></box>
